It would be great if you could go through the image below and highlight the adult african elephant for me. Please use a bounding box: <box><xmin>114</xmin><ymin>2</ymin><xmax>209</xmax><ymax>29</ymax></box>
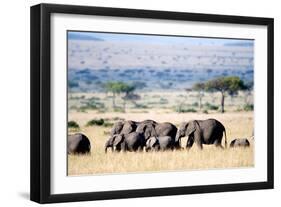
<box><xmin>68</xmin><ymin>133</ymin><xmax>91</xmax><ymax>154</ymax></box>
<box><xmin>175</xmin><ymin>119</ymin><xmax>227</xmax><ymax>149</ymax></box>
<box><xmin>110</xmin><ymin>120</ymin><xmax>125</xmax><ymax>136</ymax></box>
<box><xmin>145</xmin><ymin>136</ymin><xmax>175</xmax><ymax>151</ymax></box>
<box><xmin>230</xmin><ymin>138</ymin><xmax>250</xmax><ymax>148</ymax></box>
<box><xmin>105</xmin><ymin>132</ymin><xmax>145</xmax><ymax>152</ymax></box>
<box><xmin>110</xmin><ymin>119</ymin><xmax>156</xmax><ymax>136</ymax></box>
<box><xmin>136</xmin><ymin>122</ymin><xmax>179</xmax><ymax>148</ymax></box>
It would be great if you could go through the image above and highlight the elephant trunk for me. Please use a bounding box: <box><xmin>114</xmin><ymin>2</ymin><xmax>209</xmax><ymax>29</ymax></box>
<box><xmin>223</xmin><ymin>128</ymin><xmax>227</xmax><ymax>149</ymax></box>
<box><xmin>105</xmin><ymin>141</ymin><xmax>112</xmax><ymax>153</ymax></box>
<box><xmin>175</xmin><ymin>131</ymin><xmax>181</xmax><ymax>143</ymax></box>
<box><xmin>175</xmin><ymin>132</ymin><xmax>182</xmax><ymax>149</ymax></box>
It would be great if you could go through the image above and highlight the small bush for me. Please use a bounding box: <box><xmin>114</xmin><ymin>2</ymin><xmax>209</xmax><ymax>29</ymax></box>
<box><xmin>103</xmin><ymin>122</ymin><xmax>114</xmax><ymax>128</ymax></box>
<box><xmin>235</xmin><ymin>107</ymin><xmax>243</xmax><ymax>112</ymax></box>
<box><xmin>112</xmin><ymin>117</ymin><xmax>125</xmax><ymax>121</ymax></box>
<box><xmin>135</xmin><ymin>104</ymin><xmax>148</xmax><ymax>109</ymax></box>
<box><xmin>192</xmin><ymin>102</ymin><xmax>199</xmax><ymax>107</ymax></box>
<box><xmin>86</xmin><ymin>118</ymin><xmax>104</xmax><ymax>126</ymax></box>
<box><xmin>114</xmin><ymin>108</ymin><xmax>125</xmax><ymax>112</ymax></box>
<box><xmin>244</xmin><ymin>104</ymin><xmax>254</xmax><ymax>111</ymax></box>
<box><xmin>203</xmin><ymin>110</ymin><xmax>208</xmax><ymax>114</ymax></box>
<box><xmin>205</xmin><ymin>102</ymin><xmax>219</xmax><ymax>110</ymax></box>
<box><xmin>159</xmin><ymin>98</ymin><xmax>168</xmax><ymax>104</ymax></box>
<box><xmin>176</xmin><ymin>108</ymin><xmax>197</xmax><ymax>113</ymax></box>
<box><xmin>185</xmin><ymin>108</ymin><xmax>197</xmax><ymax>113</ymax></box>
<box><xmin>78</xmin><ymin>106</ymin><xmax>88</xmax><ymax>113</ymax></box>
<box><xmin>68</xmin><ymin>121</ymin><xmax>79</xmax><ymax>128</ymax></box>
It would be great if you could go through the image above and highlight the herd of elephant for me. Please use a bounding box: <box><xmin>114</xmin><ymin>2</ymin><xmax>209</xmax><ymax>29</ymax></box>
<box><xmin>68</xmin><ymin>118</ymin><xmax>251</xmax><ymax>154</ymax></box>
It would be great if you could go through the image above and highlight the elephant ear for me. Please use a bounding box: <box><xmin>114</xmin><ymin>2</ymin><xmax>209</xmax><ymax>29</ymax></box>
<box><xmin>144</xmin><ymin>126</ymin><xmax>150</xmax><ymax>138</ymax></box>
<box><xmin>111</xmin><ymin>121</ymin><xmax>124</xmax><ymax>136</ymax></box>
<box><xmin>149</xmin><ymin>124</ymin><xmax>158</xmax><ymax>136</ymax></box>
<box><xmin>136</xmin><ymin>124</ymin><xmax>145</xmax><ymax>133</ymax></box>
<box><xmin>121</xmin><ymin>121</ymin><xmax>135</xmax><ymax>134</ymax></box>
<box><xmin>107</xmin><ymin>136</ymin><xmax>114</xmax><ymax>146</ymax></box>
<box><xmin>113</xmin><ymin>134</ymin><xmax>124</xmax><ymax>146</ymax></box>
<box><xmin>186</xmin><ymin>121</ymin><xmax>196</xmax><ymax>136</ymax></box>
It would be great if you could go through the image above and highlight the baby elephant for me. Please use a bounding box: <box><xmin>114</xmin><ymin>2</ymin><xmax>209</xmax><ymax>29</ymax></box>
<box><xmin>230</xmin><ymin>138</ymin><xmax>250</xmax><ymax>148</ymax></box>
<box><xmin>68</xmin><ymin>133</ymin><xmax>91</xmax><ymax>154</ymax></box>
<box><xmin>146</xmin><ymin>136</ymin><xmax>174</xmax><ymax>151</ymax></box>
<box><xmin>105</xmin><ymin>132</ymin><xmax>145</xmax><ymax>152</ymax></box>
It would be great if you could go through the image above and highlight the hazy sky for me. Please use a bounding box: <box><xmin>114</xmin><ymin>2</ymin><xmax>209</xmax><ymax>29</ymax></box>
<box><xmin>68</xmin><ymin>31</ymin><xmax>254</xmax><ymax>46</ymax></box>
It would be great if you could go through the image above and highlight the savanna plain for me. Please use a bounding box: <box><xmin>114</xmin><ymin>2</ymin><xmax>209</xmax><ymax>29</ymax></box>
<box><xmin>68</xmin><ymin>91</ymin><xmax>254</xmax><ymax>176</ymax></box>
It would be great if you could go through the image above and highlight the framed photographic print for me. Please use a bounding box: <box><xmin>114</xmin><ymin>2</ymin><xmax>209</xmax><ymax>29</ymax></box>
<box><xmin>30</xmin><ymin>3</ymin><xmax>274</xmax><ymax>203</ymax></box>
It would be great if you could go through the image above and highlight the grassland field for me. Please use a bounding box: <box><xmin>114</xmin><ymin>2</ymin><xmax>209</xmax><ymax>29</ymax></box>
<box><xmin>68</xmin><ymin>91</ymin><xmax>254</xmax><ymax>176</ymax></box>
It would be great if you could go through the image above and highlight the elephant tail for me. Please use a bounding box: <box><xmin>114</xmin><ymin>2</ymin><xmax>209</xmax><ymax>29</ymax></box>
<box><xmin>223</xmin><ymin>128</ymin><xmax>227</xmax><ymax>149</ymax></box>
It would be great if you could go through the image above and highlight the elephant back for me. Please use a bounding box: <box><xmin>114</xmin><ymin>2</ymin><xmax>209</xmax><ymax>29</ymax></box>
<box><xmin>155</xmin><ymin>122</ymin><xmax>177</xmax><ymax>140</ymax></box>
<box><xmin>120</xmin><ymin>120</ymin><xmax>138</xmax><ymax>135</ymax></box>
<box><xmin>68</xmin><ymin>133</ymin><xmax>91</xmax><ymax>154</ymax></box>
<box><xmin>136</xmin><ymin>122</ymin><xmax>157</xmax><ymax>140</ymax></box>
<box><xmin>230</xmin><ymin>138</ymin><xmax>250</xmax><ymax>147</ymax></box>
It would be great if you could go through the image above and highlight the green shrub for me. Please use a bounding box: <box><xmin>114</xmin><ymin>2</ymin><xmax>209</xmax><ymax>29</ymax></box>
<box><xmin>112</xmin><ymin>117</ymin><xmax>125</xmax><ymax>121</ymax></box>
<box><xmin>68</xmin><ymin>121</ymin><xmax>79</xmax><ymax>128</ymax></box>
<box><xmin>113</xmin><ymin>107</ymin><xmax>125</xmax><ymax>112</ymax></box>
<box><xmin>192</xmin><ymin>102</ymin><xmax>199</xmax><ymax>107</ymax></box>
<box><xmin>103</xmin><ymin>122</ymin><xmax>114</xmax><ymax>127</ymax></box>
<box><xmin>203</xmin><ymin>110</ymin><xmax>208</xmax><ymax>114</ymax></box>
<box><xmin>176</xmin><ymin>108</ymin><xmax>197</xmax><ymax>113</ymax></box>
<box><xmin>204</xmin><ymin>102</ymin><xmax>219</xmax><ymax>110</ymax></box>
<box><xmin>159</xmin><ymin>98</ymin><xmax>168</xmax><ymax>104</ymax></box>
<box><xmin>88</xmin><ymin>96</ymin><xmax>100</xmax><ymax>101</ymax></box>
<box><xmin>86</xmin><ymin>102</ymin><xmax>105</xmax><ymax>110</ymax></box>
<box><xmin>78</xmin><ymin>106</ymin><xmax>88</xmax><ymax>113</ymax></box>
<box><xmin>86</xmin><ymin>118</ymin><xmax>104</xmax><ymax>126</ymax></box>
<box><xmin>244</xmin><ymin>104</ymin><xmax>254</xmax><ymax>111</ymax></box>
<box><xmin>185</xmin><ymin>108</ymin><xmax>197</xmax><ymax>113</ymax></box>
<box><xmin>135</xmin><ymin>103</ymin><xmax>148</xmax><ymax>109</ymax></box>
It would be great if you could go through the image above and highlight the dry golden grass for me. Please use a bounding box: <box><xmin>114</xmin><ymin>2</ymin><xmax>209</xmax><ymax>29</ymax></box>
<box><xmin>68</xmin><ymin>111</ymin><xmax>254</xmax><ymax>176</ymax></box>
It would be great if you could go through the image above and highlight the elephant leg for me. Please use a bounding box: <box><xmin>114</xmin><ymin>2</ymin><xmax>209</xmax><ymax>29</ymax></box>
<box><xmin>214</xmin><ymin>140</ymin><xmax>223</xmax><ymax>149</ymax></box>
<box><xmin>121</xmin><ymin>142</ymin><xmax>127</xmax><ymax>152</ymax></box>
<box><xmin>137</xmin><ymin>146</ymin><xmax>144</xmax><ymax>152</ymax></box>
<box><xmin>195</xmin><ymin>140</ymin><xmax>203</xmax><ymax>150</ymax></box>
<box><xmin>186</xmin><ymin>137</ymin><xmax>194</xmax><ymax>150</ymax></box>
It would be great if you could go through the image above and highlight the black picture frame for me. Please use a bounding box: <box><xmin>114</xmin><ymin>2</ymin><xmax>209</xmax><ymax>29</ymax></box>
<box><xmin>30</xmin><ymin>3</ymin><xmax>274</xmax><ymax>204</ymax></box>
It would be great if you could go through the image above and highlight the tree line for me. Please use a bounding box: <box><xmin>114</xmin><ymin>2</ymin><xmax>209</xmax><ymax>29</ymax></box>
<box><xmin>102</xmin><ymin>76</ymin><xmax>253</xmax><ymax>113</ymax></box>
<box><xmin>192</xmin><ymin>76</ymin><xmax>253</xmax><ymax>113</ymax></box>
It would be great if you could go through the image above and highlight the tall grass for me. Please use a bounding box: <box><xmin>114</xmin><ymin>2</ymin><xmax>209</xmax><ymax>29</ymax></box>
<box><xmin>68</xmin><ymin>112</ymin><xmax>254</xmax><ymax>176</ymax></box>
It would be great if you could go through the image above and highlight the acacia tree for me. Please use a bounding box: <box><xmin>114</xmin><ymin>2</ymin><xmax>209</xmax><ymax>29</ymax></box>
<box><xmin>104</xmin><ymin>81</ymin><xmax>135</xmax><ymax>111</ymax></box>
<box><xmin>121</xmin><ymin>84</ymin><xmax>136</xmax><ymax>112</ymax></box>
<box><xmin>205</xmin><ymin>76</ymin><xmax>246</xmax><ymax>113</ymax></box>
<box><xmin>192</xmin><ymin>82</ymin><xmax>205</xmax><ymax>111</ymax></box>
